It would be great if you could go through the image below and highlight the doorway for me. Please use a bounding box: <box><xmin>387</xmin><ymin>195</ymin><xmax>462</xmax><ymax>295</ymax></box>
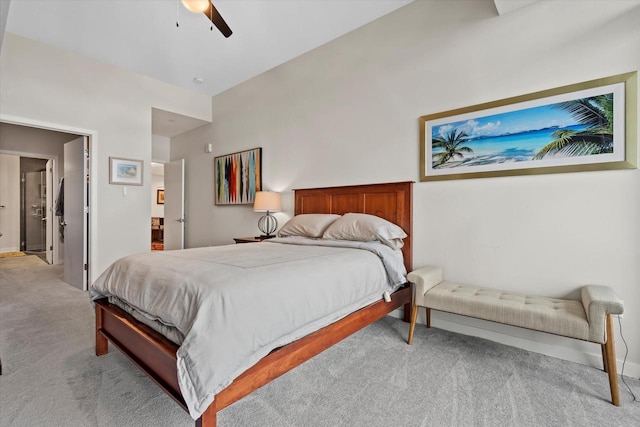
<box><xmin>0</xmin><ymin>121</ymin><xmax>90</xmax><ymax>290</ymax></box>
<box><xmin>150</xmin><ymin>159</ymin><xmax>185</xmax><ymax>251</ymax></box>
<box><xmin>151</xmin><ymin>162</ymin><xmax>165</xmax><ymax>251</ymax></box>
<box><xmin>0</xmin><ymin>153</ymin><xmax>56</xmax><ymax>263</ymax></box>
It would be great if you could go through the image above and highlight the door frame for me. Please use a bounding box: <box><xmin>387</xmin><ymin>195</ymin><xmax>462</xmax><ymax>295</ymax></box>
<box><xmin>0</xmin><ymin>114</ymin><xmax>96</xmax><ymax>287</ymax></box>
<box><xmin>45</xmin><ymin>159</ymin><xmax>54</xmax><ymax>264</ymax></box>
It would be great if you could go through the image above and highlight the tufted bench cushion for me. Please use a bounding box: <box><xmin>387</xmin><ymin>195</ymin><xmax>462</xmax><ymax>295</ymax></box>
<box><xmin>406</xmin><ymin>265</ymin><xmax>625</xmax><ymax>406</ymax></box>
<box><xmin>426</xmin><ymin>282</ymin><xmax>590</xmax><ymax>341</ymax></box>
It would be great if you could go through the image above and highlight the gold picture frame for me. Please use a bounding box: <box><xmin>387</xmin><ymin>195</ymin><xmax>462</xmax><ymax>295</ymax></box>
<box><xmin>420</xmin><ymin>72</ymin><xmax>637</xmax><ymax>181</ymax></box>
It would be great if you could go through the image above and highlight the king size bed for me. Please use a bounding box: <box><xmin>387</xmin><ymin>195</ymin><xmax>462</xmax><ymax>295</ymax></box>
<box><xmin>91</xmin><ymin>181</ymin><xmax>413</xmax><ymax>427</ymax></box>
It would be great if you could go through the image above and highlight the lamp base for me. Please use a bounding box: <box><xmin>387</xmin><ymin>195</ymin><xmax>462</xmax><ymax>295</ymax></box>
<box><xmin>257</xmin><ymin>212</ymin><xmax>278</xmax><ymax>237</ymax></box>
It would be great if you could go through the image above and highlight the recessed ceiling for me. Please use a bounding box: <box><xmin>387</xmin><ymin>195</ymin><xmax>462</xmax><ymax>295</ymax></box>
<box><xmin>4</xmin><ymin>0</ymin><xmax>414</xmax><ymax>97</ymax></box>
<box><xmin>493</xmin><ymin>0</ymin><xmax>538</xmax><ymax>15</ymax></box>
<box><xmin>152</xmin><ymin>108</ymin><xmax>210</xmax><ymax>137</ymax></box>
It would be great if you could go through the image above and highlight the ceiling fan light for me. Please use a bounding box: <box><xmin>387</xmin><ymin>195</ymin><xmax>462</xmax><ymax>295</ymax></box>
<box><xmin>181</xmin><ymin>0</ymin><xmax>210</xmax><ymax>13</ymax></box>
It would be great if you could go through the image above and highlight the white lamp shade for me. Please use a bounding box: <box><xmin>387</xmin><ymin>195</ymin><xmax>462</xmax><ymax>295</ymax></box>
<box><xmin>254</xmin><ymin>191</ymin><xmax>281</xmax><ymax>212</ymax></box>
<box><xmin>181</xmin><ymin>0</ymin><xmax>210</xmax><ymax>13</ymax></box>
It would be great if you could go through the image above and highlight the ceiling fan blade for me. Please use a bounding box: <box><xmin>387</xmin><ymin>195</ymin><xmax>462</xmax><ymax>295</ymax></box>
<box><xmin>204</xmin><ymin>2</ymin><xmax>232</xmax><ymax>38</ymax></box>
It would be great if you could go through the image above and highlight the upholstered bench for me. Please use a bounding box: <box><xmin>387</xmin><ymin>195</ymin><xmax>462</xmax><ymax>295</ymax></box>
<box><xmin>406</xmin><ymin>266</ymin><xmax>625</xmax><ymax>406</ymax></box>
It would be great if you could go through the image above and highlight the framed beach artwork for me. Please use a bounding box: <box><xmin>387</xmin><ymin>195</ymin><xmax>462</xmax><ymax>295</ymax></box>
<box><xmin>109</xmin><ymin>157</ymin><xmax>143</xmax><ymax>185</ymax></box>
<box><xmin>214</xmin><ymin>147</ymin><xmax>262</xmax><ymax>205</ymax></box>
<box><xmin>420</xmin><ymin>72</ymin><xmax>637</xmax><ymax>181</ymax></box>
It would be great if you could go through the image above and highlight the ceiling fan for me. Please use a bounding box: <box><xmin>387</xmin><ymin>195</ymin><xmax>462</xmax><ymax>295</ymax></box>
<box><xmin>180</xmin><ymin>0</ymin><xmax>232</xmax><ymax>38</ymax></box>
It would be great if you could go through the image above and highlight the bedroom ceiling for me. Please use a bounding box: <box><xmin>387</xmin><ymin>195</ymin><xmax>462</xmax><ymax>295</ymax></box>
<box><xmin>3</xmin><ymin>0</ymin><xmax>415</xmax><ymax>97</ymax></box>
<box><xmin>1</xmin><ymin>1</ymin><xmax>537</xmax><ymax>137</ymax></box>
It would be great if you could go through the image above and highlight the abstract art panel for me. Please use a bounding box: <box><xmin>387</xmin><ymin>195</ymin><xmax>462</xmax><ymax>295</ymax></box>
<box><xmin>214</xmin><ymin>147</ymin><xmax>262</xmax><ymax>205</ymax></box>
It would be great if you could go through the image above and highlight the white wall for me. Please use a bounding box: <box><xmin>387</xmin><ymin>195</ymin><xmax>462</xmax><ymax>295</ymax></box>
<box><xmin>0</xmin><ymin>33</ymin><xmax>211</xmax><ymax>279</ymax></box>
<box><xmin>0</xmin><ymin>122</ymin><xmax>73</xmax><ymax>160</ymax></box>
<box><xmin>0</xmin><ymin>0</ymin><xmax>10</xmax><ymax>53</ymax></box>
<box><xmin>0</xmin><ymin>154</ymin><xmax>20</xmax><ymax>252</ymax></box>
<box><xmin>174</xmin><ymin>0</ymin><xmax>640</xmax><ymax>375</ymax></box>
<box><xmin>171</xmin><ymin>125</ymin><xmax>265</xmax><ymax>245</ymax></box>
<box><xmin>152</xmin><ymin>134</ymin><xmax>170</xmax><ymax>163</ymax></box>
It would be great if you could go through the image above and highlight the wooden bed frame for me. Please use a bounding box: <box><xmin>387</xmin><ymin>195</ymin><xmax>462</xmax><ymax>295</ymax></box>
<box><xmin>94</xmin><ymin>181</ymin><xmax>413</xmax><ymax>427</ymax></box>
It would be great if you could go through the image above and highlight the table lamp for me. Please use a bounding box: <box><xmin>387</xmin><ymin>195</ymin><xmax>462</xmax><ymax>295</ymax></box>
<box><xmin>253</xmin><ymin>191</ymin><xmax>281</xmax><ymax>237</ymax></box>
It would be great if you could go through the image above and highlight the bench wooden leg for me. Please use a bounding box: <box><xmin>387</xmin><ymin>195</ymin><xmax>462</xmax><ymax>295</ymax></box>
<box><xmin>426</xmin><ymin>307</ymin><xmax>431</xmax><ymax>329</ymax></box>
<box><xmin>603</xmin><ymin>314</ymin><xmax>620</xmax><ymax>406</ymax></box>
<box><xmin>601</xmin><ymin>344</ymin><xmax>608</xmax><ymax>373</ymax></box>
<box><xmin>407</xmin><ymin>303</ymin><xmax>419</xmax><ymax>345</ymax></box>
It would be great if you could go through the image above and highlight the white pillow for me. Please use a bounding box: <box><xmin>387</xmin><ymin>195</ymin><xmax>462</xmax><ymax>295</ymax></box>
<box><xmin>322</xmin><ymin>213</ymin><xmax>407</xmax><ymax>249</ymax></box>
<box><xmin>277</xmin><ymin>214</ymin><xmax>342</xmax><ymax>238</ymax></box>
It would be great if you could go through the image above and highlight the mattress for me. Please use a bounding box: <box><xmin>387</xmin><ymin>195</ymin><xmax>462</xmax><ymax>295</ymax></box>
<box><xmin>90</xmin><ymin>237</ymin><xmax>406</xmax><ymax>420</ymax></box>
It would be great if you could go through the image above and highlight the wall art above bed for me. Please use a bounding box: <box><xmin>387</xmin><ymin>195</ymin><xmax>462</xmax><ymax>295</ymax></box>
<box><xmin>214</xmin><ymin>147</ymin><xmax>262</xmax><ymax>205</ymax></box>
<box><xmin>420</xmin><ymin>72</ymin><xmax>637</xmax><ymax>181</ymax></box>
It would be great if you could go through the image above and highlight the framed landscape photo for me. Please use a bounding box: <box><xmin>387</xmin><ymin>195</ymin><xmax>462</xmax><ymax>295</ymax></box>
<box><xmin>214</xmin><ymin>147</ymin><xmax>262</xmax><ymax>205</ymax></box>
<box><xmin>109</xmin><ymin>157</ymin><xmax>143</xmax><ymax>185</ymax></box>
<box><xmin>420</xmin><ymin>72</ymin><xmax>637</xmax><ymax>181</ymax></box>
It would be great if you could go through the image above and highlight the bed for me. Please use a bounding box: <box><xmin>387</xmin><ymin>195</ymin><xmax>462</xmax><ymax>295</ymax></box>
<box><xmin>92</xmin><ymin>181</ymin><xmax>413</xmax><ymax>427</ymax></box>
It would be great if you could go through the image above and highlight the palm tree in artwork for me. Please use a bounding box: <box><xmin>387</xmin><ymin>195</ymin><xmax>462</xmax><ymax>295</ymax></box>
<box><xmin>432</xmin><ymin>128</ymin><xmax>474</xmax><ymax>167</ymax></box>
<box><xmin>534</xmin><ymin>94</ymin><xmax>614</xmax><ymax>159</ymax></box>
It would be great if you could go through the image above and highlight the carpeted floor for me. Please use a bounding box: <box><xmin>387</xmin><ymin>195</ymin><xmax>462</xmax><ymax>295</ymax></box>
<box><xmin>1</xmin><ymin>263</ymin><xmax>639</xmax><ymax>427</ymax></box>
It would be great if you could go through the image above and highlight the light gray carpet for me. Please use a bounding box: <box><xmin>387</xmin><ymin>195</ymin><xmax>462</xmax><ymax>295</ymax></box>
<box><xmin>1</xmin><ymin>264</ymin><xmax>639</xmax><ymax>427</ymax></box>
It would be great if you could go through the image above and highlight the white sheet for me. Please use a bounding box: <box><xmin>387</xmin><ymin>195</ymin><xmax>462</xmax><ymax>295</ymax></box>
<box><xmin>90</xmin><ymin>238</ymin><xmax>406</xmax><ymax>420</ymax></box>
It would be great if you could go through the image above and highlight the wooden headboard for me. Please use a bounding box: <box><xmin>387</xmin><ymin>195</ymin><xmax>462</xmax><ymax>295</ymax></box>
<box><xmin>294</xmin><ymin>181</ymin><xmax>413</xmax><ymax>272</ymax></box>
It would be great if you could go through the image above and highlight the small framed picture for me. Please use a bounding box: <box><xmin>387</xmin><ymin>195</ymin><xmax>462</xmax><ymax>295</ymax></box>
<box><xmin>109</xmin><ymin>157</ymin><xmax>143</xmax><ymax>186</ymax></box>
<box><xmin>157</xmin><ymin>189</ymin><xmax>165</xmax><ymax>204</ymax></box>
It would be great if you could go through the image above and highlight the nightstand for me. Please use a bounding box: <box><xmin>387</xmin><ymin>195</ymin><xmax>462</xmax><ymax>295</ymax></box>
<box><xmin>233</xmin><ymin>236</ymin><xmax>275</xmax><ymax>244</ymax></box>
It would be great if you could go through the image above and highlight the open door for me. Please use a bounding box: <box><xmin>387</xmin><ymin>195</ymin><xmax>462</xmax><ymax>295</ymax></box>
<box><xmin>63</xmin><ymin>137</ymin><xmax>88</xmax><ymax>290</ymax></box>
<box><xmin>164</xmin><ymin>159</ymin><xmax>184</xmax><ymax>250</ymax></box>
<box><xmin>45</xmin><ymin>159</ymin><xmax>53</xmax><ymax>264</ymax></box>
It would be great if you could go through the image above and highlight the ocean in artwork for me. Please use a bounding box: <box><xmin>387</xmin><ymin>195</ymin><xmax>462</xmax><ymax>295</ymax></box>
<box><xmin>430</xmin><ymin>92</ymin><xmax>614</xmax><ymax>169</ymax></box>
<box><xmin>116</xmin><ymin>163</ymin><xmax>138</xmax><ymax>178</ymax></box>
<box><xmin>434</xmin><ymin>124</ymin><xmax>587</xmax><ymax>168</ymax></box>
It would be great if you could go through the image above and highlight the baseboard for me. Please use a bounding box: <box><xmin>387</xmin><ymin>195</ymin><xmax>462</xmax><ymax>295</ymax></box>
<box><xmin>0</xmin><ymin>246</ymin><xmax>21</xmax><ymax>253</ymax></box>
<box><xmin>388</xmin><ymin>308</ymin><xmax>640</xmax><ymax>379</ymax></box>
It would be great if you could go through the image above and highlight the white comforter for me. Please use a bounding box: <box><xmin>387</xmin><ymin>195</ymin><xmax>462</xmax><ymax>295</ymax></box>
<box><xmin>90</xmin><ymin>237</ymin><xmax>406</xmax><ymax>420</ymax></box>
